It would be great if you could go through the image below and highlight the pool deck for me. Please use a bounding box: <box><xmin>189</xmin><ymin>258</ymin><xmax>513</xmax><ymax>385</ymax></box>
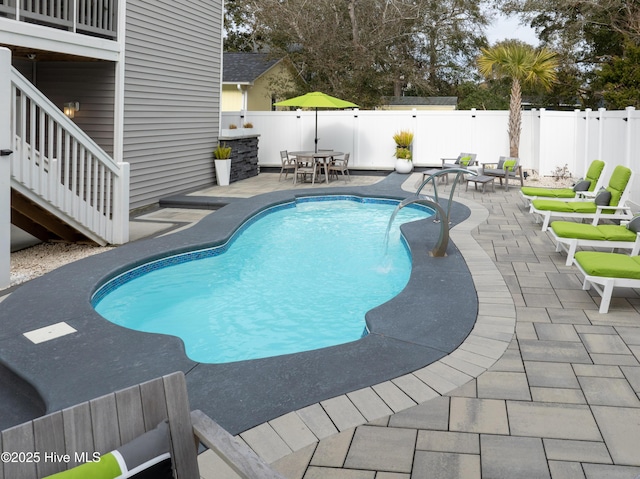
<box><xmin>3</xmin><ymin>171</ymin><xmax>640</xmax><ymax>478</ymax></box>
<box><xmin>194</xmin><ymin>173</ymin><xmax>640</xmax><ymax>479</ymax></box>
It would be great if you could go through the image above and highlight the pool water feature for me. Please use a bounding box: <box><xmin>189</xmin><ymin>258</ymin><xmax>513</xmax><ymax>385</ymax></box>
<box><xmin>93</xmin><ymin>197</ymin><xmax>433</xmax><ymax>363</ymax></box>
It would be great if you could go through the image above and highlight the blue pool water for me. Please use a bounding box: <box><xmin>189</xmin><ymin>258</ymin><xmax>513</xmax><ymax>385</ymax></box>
<box><xmin>93</xmin><ymin>197</ymin><xmax>433</xmax><ymax>363</ymax></box>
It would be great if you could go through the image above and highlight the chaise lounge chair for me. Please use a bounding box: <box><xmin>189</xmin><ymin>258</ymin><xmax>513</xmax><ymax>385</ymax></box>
<box><xmin>573</xmin><ymin>250</ymin><xmax>640</xmax><ymax>313</ymax></box>
<box><xmin>549</xmin><ymin>216</ymin><xmax>640</xmax><ymax>266</ymax></box>
<box><xmin>530</xmin><ymin>165</ymin><xmax>634</xmax><ymax>231</ymax></box>
<box><xmin>520</xmin><ymin>159</ymin><xmax>607</xmax><ymax>205</ymax></box>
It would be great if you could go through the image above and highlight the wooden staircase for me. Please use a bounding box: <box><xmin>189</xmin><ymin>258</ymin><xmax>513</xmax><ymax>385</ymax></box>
<box><xmin>7</xmin><ymin>64</ymin><xmax>129</xmax><ymax>247</ymax></box>
<box><xmin>11</xmin><ymin>189</ymin><xmax>96</xmax><ymax>244</ymax></box>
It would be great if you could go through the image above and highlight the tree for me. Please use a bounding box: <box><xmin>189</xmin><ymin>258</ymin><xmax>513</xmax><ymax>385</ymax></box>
<box><xmin>224</xmin><ymin>0</ymin><xmax>260</xmax><ymax>52</ymax></box>
<box><xmin>414</xmin><ymin>0</ymin><xmax>490</xmax><ymax>92</ymax></box>
<box><xmin>478</xmin><ymin>42</ymin><xmax>558</xmax><ymax>157</ymax></box>
<box><xmin>496</xmin><ymin>0</ymin><xmax>640</xmax><ymax>106</ymax></box>
<box><xmin>456</xmin><ymin>80</ymin><xmax>510</xmax><ymax>110</ymax></box>
<box><xmin>241</xmin><ymin>0</ymin><xmax>424</xmax><ymax>108</ymax></box>
<box><xmin>596</xmin><ymin>41</ymin><xmax>640</xmax><ymax>109</ymax></box>
<box><xmin>235</xmin><ymin>0</ymin><xmax>491</xmax><ymax>106</ymax></box>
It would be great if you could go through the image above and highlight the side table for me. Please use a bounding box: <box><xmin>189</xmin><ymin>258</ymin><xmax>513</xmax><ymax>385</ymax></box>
<box><xmin>465</xmin><ymin>175</ymin><xmax>495</xmax><ymax>193</ymax></box>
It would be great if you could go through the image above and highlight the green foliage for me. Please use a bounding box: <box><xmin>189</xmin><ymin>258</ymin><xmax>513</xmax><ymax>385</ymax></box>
<box><xmin>393</xmin><ymin>130</ymin><xmax>414</xmax><ymax>148</ymax></box>
<box><xmin>395</xmin><ymin>147</ymin><xmax>412</xmax><ymax>160</ymax></box>
<box><xmin>456</xmin><ymin>81</ymin><xmax>510</xmax><ymax>110</ymax></box>
<box><xmin>224</xmin><ymin>0</ymin><xmax>260</xmax><ymax>52</ymax></box>
<box><xmin>236</xmin><ymin>0</ymin><xmax>492</xmax><ymax>107</ymax></box>
<box><xmin>496</xmin><ymin>0</ymin><xmax>640</xmax><ymax>107</ymax></box>
<box><xmin>214</xmin><ymin>143</ymin><xmax>232</xmax><ymax>159</ymax></box>
<box><xmin>597</xmin><ymin>42</ymin><xmax>640</xmax><ymax>109</ymax></box>
<box><xmin>478</xmin><ymin>42</ymin><xmax>558</xmax><ymax>156</ymax></box>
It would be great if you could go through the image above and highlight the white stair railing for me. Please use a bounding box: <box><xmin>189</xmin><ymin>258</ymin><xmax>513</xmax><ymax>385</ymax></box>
<box><xmin>10</xmin><ymin>66</ymin><xmax>129</xmax><ymax>245</ymax></box>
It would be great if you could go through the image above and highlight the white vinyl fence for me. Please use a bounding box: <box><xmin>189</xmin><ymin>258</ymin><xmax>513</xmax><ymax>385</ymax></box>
<box><xmin>223</xmin><ymin>107</ymin><xmax>640</xmax><ymax>205</ymax></box>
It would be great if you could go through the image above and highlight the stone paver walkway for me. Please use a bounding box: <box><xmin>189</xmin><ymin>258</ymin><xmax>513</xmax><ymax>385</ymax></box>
<box><xmin>192</xmin><ymin>173</ymin><xmax>640</xmax><ymax>479</ymax></box>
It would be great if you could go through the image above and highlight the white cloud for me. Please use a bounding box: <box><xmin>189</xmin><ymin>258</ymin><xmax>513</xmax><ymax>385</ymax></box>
<box><xmin>487</xmin><ymin>14</ymin><xmax>539</xmax><ymax>46</ymax></box>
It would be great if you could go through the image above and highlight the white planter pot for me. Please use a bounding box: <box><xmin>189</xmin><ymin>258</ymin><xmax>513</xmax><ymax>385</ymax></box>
<box><xmin>214</xmin><ymin>159</ymin><xmax>231</xmax><ymax>186</ymax></box>
<box><xmin>395</xmin><ymin>159</ymin><xmax>414</xmax><ymax>174</ymax></box>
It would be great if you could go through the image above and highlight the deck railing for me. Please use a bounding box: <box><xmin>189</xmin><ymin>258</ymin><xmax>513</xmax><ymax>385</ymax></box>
<box><xmin>9</xmin><ymin>65</ymin><xmax>129</xmax><ymax>245</ymax></box>
<box><xmin>0</xmin><ymin>0</ymin><xmax>117</xmax><ymax>39</ymax></box>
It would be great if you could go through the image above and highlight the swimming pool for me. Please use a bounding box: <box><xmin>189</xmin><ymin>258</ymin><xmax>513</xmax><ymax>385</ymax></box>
<box><xmin>93</xmin><ymin>196</ymin><xmax>433</xmax><ymax>363</ymax></box>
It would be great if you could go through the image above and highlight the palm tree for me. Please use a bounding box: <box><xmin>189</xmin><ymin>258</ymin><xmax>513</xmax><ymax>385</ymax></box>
<box><xmin>478</xmin><ymin>42</ymin><xmax>558</xmax><ymax>157</ymax></box>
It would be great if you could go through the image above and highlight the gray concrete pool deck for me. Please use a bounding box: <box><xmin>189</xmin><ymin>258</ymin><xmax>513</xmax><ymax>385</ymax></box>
<box><xmin>185</xmin><ymin>172</ymin><xmax>640</xmax><ymax>479</ymax></box>
<box><xmin>4</xmin><ymin>171</ymin><xmax>640</xmax><ymax>479</ymax></box>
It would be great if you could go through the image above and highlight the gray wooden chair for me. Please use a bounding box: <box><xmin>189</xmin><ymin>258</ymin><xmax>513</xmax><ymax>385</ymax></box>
<box><xmin>438</xmin><ymin>153</ymin><xmax>477</xmax><ymax>184</ymax></box>
<box><xmin>328</xmin><ymin>153</ymin><xmax>350</xmax><ymax>182</ymax></box>
<box><xmin>279</xmin><ymin>150</ymin><xmax>297</xmax><ymax>181</ymax></box>
<box><xmin>0</xmin><ymin>372</ymin><xmax>285</xmax><ymax>479</ymax></box>
<box><xmin>481</xmin><ymin>156</ymin><xmax>523</xmax><ymax>191</ymax></box>
<box><xmin>293</xmin><ymin>154</ymin><xmax>318</xmax><ymax>184</ymax></box>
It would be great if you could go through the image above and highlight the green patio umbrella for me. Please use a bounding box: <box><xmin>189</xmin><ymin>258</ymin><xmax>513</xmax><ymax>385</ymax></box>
<box><xmin>274</xmin><ymin>91</ymin><xmax>358</xmax><ymax>152</ymax></box>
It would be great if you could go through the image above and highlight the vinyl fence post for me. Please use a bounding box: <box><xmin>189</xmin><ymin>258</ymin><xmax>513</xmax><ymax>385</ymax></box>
<box><xmin>0</xmin><ymin>48</ymin><xmax>12</xmax><ymax>289</ymax></box>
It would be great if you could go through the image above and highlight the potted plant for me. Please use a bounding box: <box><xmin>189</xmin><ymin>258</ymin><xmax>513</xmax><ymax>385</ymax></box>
<box><xmin>213</xmin><ymin>142</ymin><xmax>232</xmax><ymax>186</ymax></box>
<box><xmin>393</xmin><ymin>130</ymin><xmax>414</xmax><ymax>173</ymax></box>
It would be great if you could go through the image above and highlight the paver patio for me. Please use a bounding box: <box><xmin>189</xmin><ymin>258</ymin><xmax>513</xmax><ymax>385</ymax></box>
<box><xmin>184</xmin><ymin>172</ymin><xmax>640</xmax><ymax>479</ymax></box>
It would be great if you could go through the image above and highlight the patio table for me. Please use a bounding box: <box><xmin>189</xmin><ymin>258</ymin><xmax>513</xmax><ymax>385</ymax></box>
<box><xmin>290</xmin><ymin>151</ymin><xmax>344</xmax><ymax>184</ymax></box>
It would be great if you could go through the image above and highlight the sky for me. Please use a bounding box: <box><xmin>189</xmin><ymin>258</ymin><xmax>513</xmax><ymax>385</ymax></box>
<box><xmin>486</xmin><ymin>14</ymin><xmax>539</xmax><ymax>46</ymax></box>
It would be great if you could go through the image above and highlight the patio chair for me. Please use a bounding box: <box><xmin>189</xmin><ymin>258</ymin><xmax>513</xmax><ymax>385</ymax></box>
<box><xmin>520</xmin><ymin>159</ymin><xmax>607</xmax><ymax>205</ymax></box>
<box><xmin>328</xmin><ymin>152</ymin><xmax>351</xmax><ymax>182</ymax></box>
<box><xmin>481</xmin><ymin>156</ymin><xmax>523</xmax><ymax>191</ymax></box>
<box><xmin>442</xmin><ymin>152</ymin><xmax>477</xmax><ymax>168</ymax></box>
<box><xmin>549</xmin><ymin>215</ymin><xmax>640</xmax><ymax>266</ymax></box>
<box><xmin>279</xmin><ymin>150</ymin><xmax>297</xmax><ymax>181</ymax></box>
<box><xmin>0</xmin><ymin>371</ymin><xmax>285</xmax><ymax>479</ymax></box>
<box><xmin>530</xmin><ymin>165</ymin><xmax>635</xmax><ymax>231</ymax></box>
<box><xmin>573</xmin><ymin>250</ymin><xmax>640</xmax><ymax>313</ymax></box>
<box><xmin>439</xmin><ymin>153</ymin><xmax>477</xmax><ymax>184</ymax></box>
<box><xmin>293</xmin><ymin>154</ymin><xmax>319</xmax><ymax>184</ymax></box>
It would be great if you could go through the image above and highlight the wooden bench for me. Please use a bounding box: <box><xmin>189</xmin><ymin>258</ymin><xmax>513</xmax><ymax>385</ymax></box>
<box><xmin>0</xmin><ymin>372</ymin><xmax>285</xmax><ymax>479</ymax></box>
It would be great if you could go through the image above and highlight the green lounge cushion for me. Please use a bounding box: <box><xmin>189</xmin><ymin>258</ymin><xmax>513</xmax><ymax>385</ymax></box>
<box><xmin>598</xmin><ymin>225</ymin><xmax>639</xmax><ymax>241</ymax></box>
<box><xmin>44</xmin><ymin>422</ymin><xmax>172</xmax><ymax>479</ymax></box>
<box><xmin>607</xmin><ymin>165</ymin><xmax>632</xmax><ymax>206</ymax></box>
<box><xmin>552</xmin><ymin>222</ymin><xmax>637</xmax><ymax>242</ymax></box>
<box><xmin>532</xmin><ymin>199</ymin><xmax>598</xmax><ymax>213</ymax></box>
<box><xmin>550</xmin><ymin>222</ymin><xmax>606</xmax><ymax>240</ymax></box>
<box><xmin>43</xmin><ymin>453</ymin><xmax>122</xmax><ymax>479</ymax></box>
<box><xmin>521</xmin><ymin>186</ymin><xmax>576</xmax><ymax>198</ymax></box>
<box><xmin>584</xmin><ymin>160</ymin><xmax>606</xmax><ymax>191</ymax></box>
<box><xmin>575</xmin><ymin>251</ymin><xmax>640</xmax><ymax>279</ymax></box>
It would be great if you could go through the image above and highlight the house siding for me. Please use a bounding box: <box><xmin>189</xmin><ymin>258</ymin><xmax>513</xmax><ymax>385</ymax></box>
<box><xmin>10</xmin><ymin>60</ymin><xmax>116</xmax><ymax>156</ymax></box>
<box><xmin>124</xmin><ymin>0</ymin><xmax>222</xmax><ymax>209</ymax></box>
<box><xmin>35</xmin><ymin>62</ymin><xmax>116</xmax><ymax>156</ymax></box>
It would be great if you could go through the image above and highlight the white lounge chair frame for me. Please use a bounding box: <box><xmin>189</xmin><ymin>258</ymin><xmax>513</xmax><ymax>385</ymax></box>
<box><xmin>573</xmin><ymin>257</ymin><xmax>640</xmax><ymax>314</ymax></box>
<box><xmin>549</xmin><ymin>227</ymin><xmax>640</xmax><ymax>266</ymax></box>
<box><xmin>530</xmin><ymin>170</ymin><xmax>635</xmax><ymax>231</ymax></box>
<box><xmin>519</xmin><ymin>162</ymin><xmax>609</xmax><ymax>206</ymax></box>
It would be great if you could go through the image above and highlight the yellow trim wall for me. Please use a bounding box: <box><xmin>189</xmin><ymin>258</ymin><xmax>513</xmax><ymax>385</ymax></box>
<box><xmin>222</xmin><ymin>61</ymin><xmax>295</xmax><ymax>111</ymax></box>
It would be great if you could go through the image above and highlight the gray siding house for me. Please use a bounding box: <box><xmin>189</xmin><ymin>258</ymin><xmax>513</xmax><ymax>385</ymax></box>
<box><xmin>0</xmin><ymin>0</ymin><xmax>223</xmax><ymax>244</ymax></box>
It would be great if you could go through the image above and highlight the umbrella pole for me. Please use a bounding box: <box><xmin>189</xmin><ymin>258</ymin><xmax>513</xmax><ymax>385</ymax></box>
<box><xmin>315</xmin><ymin>108</ymin><xmax>318</xmax><ymax>153</ymax></box>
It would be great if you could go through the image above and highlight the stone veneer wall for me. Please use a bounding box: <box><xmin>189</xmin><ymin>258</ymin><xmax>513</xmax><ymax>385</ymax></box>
<box><xmin>217</xmin><ymin>134</ymin><xmax>260</xmax><ymax>184</ymax></box>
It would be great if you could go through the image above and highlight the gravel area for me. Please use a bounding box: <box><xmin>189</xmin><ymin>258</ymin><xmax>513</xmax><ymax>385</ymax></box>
<box><xmin>3</xmin><ymin>173</ymin><xmax>575</xmax><ymax>293</ymax></box>
<box><xmin>7</xmin><ymin>243</ymin><xmax>115</xmax><ymax>291</ymax></box>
